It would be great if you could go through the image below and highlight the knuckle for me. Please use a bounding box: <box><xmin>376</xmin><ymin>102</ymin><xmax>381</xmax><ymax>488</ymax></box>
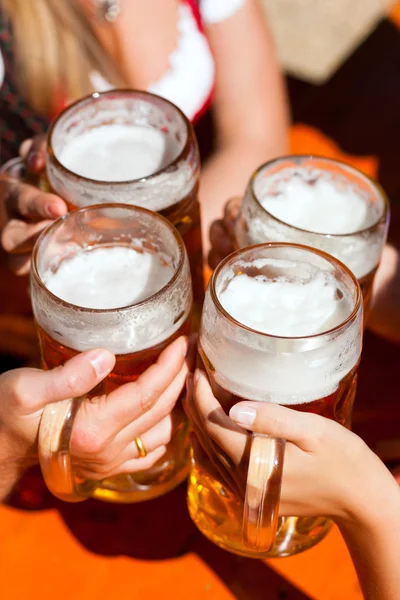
<box><xmin>7</xmin><ymin>375</ymin><xmax>36</xmax><ymax>412</ymax></box>
<box><xmin>90</xmin><ymin>460</ymin><xmax>114</xmax><ymax>477</ymax></box>
<box><xmin>308</xmin><ymin>414</ymin><xmax>327</xmax><ymax>446</ymax></box>
<box><xmin>62</xmin><ymin>370</ymin><xmax>88</xmax><ymax>398</ymax></box>
<box><xmin>140</xmin><ymin>390</ymin><xmax>157</xmax><ymax>414</ymax></box>
<box><xmin>71</xmin><ymin>424</ymin><xmax>105</xmax><ymax>457</ymax></box>
<box><xmin>269</xmin><ymin>412</ymin><xmax>284</xmax><ymax>434</ymax></box>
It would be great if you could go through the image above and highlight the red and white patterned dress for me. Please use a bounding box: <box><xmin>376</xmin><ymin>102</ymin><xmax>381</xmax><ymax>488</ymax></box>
<box><xmin>0</xmin><ymin>0</ymin><xmax>245</xmax><ymax>164</ymax></box>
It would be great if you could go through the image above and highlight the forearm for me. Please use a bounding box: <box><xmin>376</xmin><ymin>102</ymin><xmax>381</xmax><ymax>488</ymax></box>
<box><xmin>337</xmin><ymin>474</ymin><xmax>400</xmax><ymax>600</ymax></box>
<box><xmin>200</xmin><ymin>138</ymin><xmax>288</xmax><ymax>250</ymax></box>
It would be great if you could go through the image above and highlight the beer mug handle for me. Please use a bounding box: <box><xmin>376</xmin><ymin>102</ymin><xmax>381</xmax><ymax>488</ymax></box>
<box><xmin>0</xmin><ymin>156</ymin><xmax>48</xmax><ymax>191</ymax></box>
<box><xmin>0</xmin><ymin>157</ymin><xmax>27</xmax><ymax>179</ymax></box>
<box><xmin>243</xmin><ymin>434</ymin><xmax>286</xmax><ymax>553</ymax></box>
<box><xmin>39</xmin><ymin>398</ymin><xmax>98</xmax><ymax>502</ymax></box>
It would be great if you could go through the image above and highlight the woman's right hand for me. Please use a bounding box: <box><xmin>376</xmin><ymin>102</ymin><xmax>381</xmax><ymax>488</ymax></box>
<box><xmin>0</xmin><ymin>136</ymin><xmax>67</xmax><ymax>275</ymax></box>
<box><xmin>186</xmin><ymin>370</ymin><xmax>399</xmax><ymax>526</ymax></box>
<box><xmin>0</xmin><ymin>335</ymin><xmax>190</xmax><ymax>500</ymax></box>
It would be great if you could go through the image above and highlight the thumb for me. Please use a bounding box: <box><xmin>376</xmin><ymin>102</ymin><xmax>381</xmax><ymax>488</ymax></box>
<box><xmin>17</xmin><ymin>349</ymin><xmax>116</xmax><ymax>413</ymax></box>
<box><xmin>229</xmin><ymin>402</ymin><xmax>314</xmax><ymax>449</ymax></box>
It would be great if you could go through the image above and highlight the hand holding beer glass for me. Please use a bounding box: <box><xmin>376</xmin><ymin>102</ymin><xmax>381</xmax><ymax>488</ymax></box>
<box><xmin>31</xmin><ymin>204</ymin><xmax>193</xmax><ymax>503</ymax></box>
<box><xmin>187</xmin><ymin>243</ymin><xmax>363</xmax><ymax>558</ymax></box>
<box><xmin>235</xmin><ymin>156</ymin><xmax>389</xmax><ymax>315</ymax></box>
<box><xmin>1</xmin><ymin>90</ymin><xmax>204</xmax><ymax>320</ymax></box>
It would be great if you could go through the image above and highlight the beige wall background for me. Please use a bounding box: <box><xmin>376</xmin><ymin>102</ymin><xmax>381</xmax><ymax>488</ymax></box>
<box><xmin>260</xmin><ymin>0</ymin><xmax>397</xmax><ymax>82</ymax></box>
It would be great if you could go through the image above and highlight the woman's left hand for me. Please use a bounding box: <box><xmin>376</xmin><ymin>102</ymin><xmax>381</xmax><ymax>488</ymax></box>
<box><xmin>208</xmin><ymin>197</ymin><xmax>240</xmax><ymax>270</ymax></box>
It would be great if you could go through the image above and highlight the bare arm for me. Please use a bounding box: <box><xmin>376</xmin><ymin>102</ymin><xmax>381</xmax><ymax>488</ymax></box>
<box><xmin>200</xmin><ymin>0</ymin><xmax>289</xmax><ymax>249</ymax></box>
<box><xmin>337</xmin><ymin>473</ymin><xmax>400</xmax><ymax>600</ymax></box>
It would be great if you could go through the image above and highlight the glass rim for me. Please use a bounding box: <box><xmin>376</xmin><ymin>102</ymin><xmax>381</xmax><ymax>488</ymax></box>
<box><xmin>47</xmin><ymin>89</ymin><xmax>194</xmax><ymax>186</ymax></box>
<box><xmin>209</xmin><ymin>241</ymin><xmax>363</xmax><ymax>341</ymax></box>
<box><xmin>249</xmin><ymin>154</ymin><xmax>389</xmax><ymax>238</ymax></box>
<box><xmin>31</xmin><ymin>203</ymin><xmax>187</xmax><ymax>315</ymax></box>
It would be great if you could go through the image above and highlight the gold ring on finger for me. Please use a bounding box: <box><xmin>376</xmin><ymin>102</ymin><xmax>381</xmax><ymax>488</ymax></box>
<box><xmin>135</xmin><ymin>436</ymin><xmax>147</xmax><ymax>458</ymax></box>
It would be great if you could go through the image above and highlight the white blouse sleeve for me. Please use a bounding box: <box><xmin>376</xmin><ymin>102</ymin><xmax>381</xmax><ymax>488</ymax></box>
<box><xmin>200</xmin><ymin>0</ymin><xmax>246</xmax><ymax>25</ymax></box>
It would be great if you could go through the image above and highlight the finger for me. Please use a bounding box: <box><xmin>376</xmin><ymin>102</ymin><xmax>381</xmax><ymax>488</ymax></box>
<box><xmin>188</xmin><ymin>399</ymin><xmax>243</xmax><ymax>498</ymax></box>
<box><xmin>223</xmin><ymin>197</ymin><xmax>241</xmax><ymax>234</ymax></box>
<box><xmin>193</xmin><ymin>369</ymin><xmax>247</xmax><ymax>465</ymax></box>
<box><xmin>70</xmin><ymin>340</ymin><xmax>189</xmax><ymax>457</ymax></box>
<box><xmin>25</xmin><ymin>135</ymin><xmax>47</xmax><ymax>173</ymax></box>
<box><xmin>1</xmin><ymin>218</ymin><xmax>52</xmax><ymax>254</ymax></box>
<box><xmin>4</xmin><ymin>349</ymin><xmax>116</xmax><ymax>415</ymax></box>
<box><xmin>208</xmin><ymin>248</ymin><xmax>225</xmax><ymax>270</ymax></box>
<box><xmin>104</xmin><ymin>366</ymin><xmax>187</xmax><ymax>448</ymax></box>
<box><xmin>19</xmin><ymin>139</ymin><xmax>34</xmax><ymax>159</ymax></box>
<box><xmin>189</xmin><ymin>432</ymin><xmax>238</xmax><ymax>495</ymax></box>
<box><xmin>7</xmin><ymin>253</ymin><xmax>32</xmax><ymax>276</ymax></box>
<box><xmin>98</xmin><ymin>336</ymin><xmax>188</xmax><ymax>428</ymax></box>
<box><xmin>72</xmin><ymin>411</ymin><xmax>178</xmax><ymax>475</ymax></box>
<box><xmin>77</xmin><ymin>445</ymin><xmax>168</xmax><ymax>480</ymax></box>
<box><xmin>1</xmin><ymin>179</ymin><xmax>67</xmax><ymax>221</ymax></box>
<box><xmin>121</xmin><ymin>364</ymin><xmax>188</xmax><ymax>439</ymax></box>
<box><xmin>209</xmin><ymin>220</ymin><xmax>234</xmax><ymax>257</ymax></box>
<box><xmin>120</xmin><ymin>413</ymin><xmax>177</xmax><ymax>461</ymax></box>
<box><xmin>229</xmin><ymin>402</ymin><xmax>325</xmax><ymax>451</ymax></box>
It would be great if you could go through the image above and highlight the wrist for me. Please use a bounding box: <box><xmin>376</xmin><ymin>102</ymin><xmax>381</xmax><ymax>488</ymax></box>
<box><xmin>335</xmin><ymin>459</ymin><xmax>400</xmax><ymax>531</ymax></box>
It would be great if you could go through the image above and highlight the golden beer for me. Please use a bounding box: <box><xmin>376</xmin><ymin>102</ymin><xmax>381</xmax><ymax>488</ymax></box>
<box><xmin>31</xmin><ymin>205</ymin><xmax>193</xmax><ymax>503</ymax></box>
<box><xmin>189</xmin><ymin>350</ymin><xmax>358</xmax><ymax>557</ymax></box>
<box><xmin>187</xmin><ymin>243</ymin><xmax>363</xmax><ymax>558</ymax></box>
<box><xmin>235</xmin><ymin>156</ymin><xmax>389</xmax><ymax>318</ymax></box>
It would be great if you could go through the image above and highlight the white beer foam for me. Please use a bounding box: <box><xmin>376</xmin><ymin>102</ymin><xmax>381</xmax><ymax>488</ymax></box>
<box><xmin>45</xmin><ymin>246</ymin><xmax>173</xmax><ymax>309</ymax></box>
<box><xmin>242</xmin><ymin>168</ymin><xmax>385</xmax><ymax>279</ymax></box>
<box><xmin>59</xmin><ymin>124</ymin><xmax>181</xmax><ymax>182</ymax></box>
<box><xmin>201</xmin><ymin>259</ymin><xmax>361</xmax><ymax>405</ymax></box>
<box><xmin>41</xmin><ymin>246</ymin><xmax>187</xmax><ymax>354</ymax></box>
<box><xmin>219</xmin><ymin>271</ymin><xmax>346</xmax><ymax>337</ymax></box>
<box><xmin>260</xmin><ymin>176</ymin><xmax>371</xmax><ymax>235</ymax></box>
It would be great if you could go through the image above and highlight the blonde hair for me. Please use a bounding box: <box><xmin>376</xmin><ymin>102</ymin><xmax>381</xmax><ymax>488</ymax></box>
<box><xmin>1</xmin><ymin>0</ymin><xmax>125</xmax><ymax>115</ymax></box>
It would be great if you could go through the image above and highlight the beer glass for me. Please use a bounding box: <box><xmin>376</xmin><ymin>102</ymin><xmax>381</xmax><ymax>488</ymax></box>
<box><xmin>235</xmin><ymin>156</ymin><xmax>389</xmax><ymax>315</ymax></box>
<box><xmin>46</xmin><ymin>90</ymin><xmax>204</xmax><ymax>322</ymax></box>
<box><xmin>31</xmin><ymin>204</ymin><xmax>193</xmax><ymax>503</ymax></box>
<box><xmin>188</xmin><ymin>243</ymin><xmax>363</xmax><ymax>558</ymax></box>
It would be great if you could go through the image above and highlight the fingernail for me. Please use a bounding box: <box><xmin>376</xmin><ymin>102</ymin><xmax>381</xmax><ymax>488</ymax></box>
<box><xmin>193</xmin><ymin>368</ymin><xmax>201</xmax><ymax>384</ymax></box>
<box><xmin>229</xmin><ymin>404</ymin><xmax>256</xmax><ymax>426</ymax></box>
<box><xmin>88</xmin><ymin>349</ymin><xmax>113</xmax><ymax>377</ymax></box>
<box><xmin>45</xmin><ymin>203</ymin><xmax>62</xmax><ymax>218</ymax></box>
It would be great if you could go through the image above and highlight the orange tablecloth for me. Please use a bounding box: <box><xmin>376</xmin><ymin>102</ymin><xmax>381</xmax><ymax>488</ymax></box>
<box><xmin>0</xmin><ymin>485</ymin><xmax>362</xmax><ymax>600</ymax></box>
